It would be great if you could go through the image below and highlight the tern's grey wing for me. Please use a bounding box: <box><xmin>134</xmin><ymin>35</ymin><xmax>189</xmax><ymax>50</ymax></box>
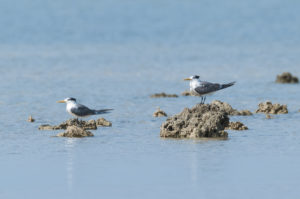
<box><xmin>71</xmin><ymin>104</ymin><xmax>95</xmax><ymax>117</ymax></box>
<box><xmin>194</xmin><ymin>81</ymin><xmax>221</xmax><ymax>95</ymax></box>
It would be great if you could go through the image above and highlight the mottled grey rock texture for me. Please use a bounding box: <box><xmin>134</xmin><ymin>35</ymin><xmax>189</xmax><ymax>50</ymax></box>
<box><xmin>225</xmin><ymin>121</ymin><xmax>248</xmax><ymax>130</ymax></box>
<box><xmin>276</xmin><ymin>72</ymin><xmax>298</xmax><ymax>84</ymax></box>
<box><xmin>160</xmin><ymin>103</ymin><xmax>229</xmax><ymax>138</ymax></box>
<box><xmin>256</xmin><ymin>101</ymin><xmax>288</xmax><ymax>114</ymax></box>
<box><xmin>56</xmin><ymin>126</ymin><xmax>94</xmax><ymax>138</ymax></box>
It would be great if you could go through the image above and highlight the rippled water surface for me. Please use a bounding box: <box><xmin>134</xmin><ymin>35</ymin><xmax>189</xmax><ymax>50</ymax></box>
<box><xmin>1</xmin><ymin>0</ymin><xmax>300</xmax><ymax>199</ymax></box>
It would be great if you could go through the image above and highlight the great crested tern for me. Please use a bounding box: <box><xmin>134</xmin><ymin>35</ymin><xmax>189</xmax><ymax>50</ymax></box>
<box><xmin>57</xmin><ymin>97</ymin><xmax>113</xmax><ymax>118</ymax></box>
<box><xmin>184</xmin><ymin>75</ymin><xmax>235</xmax><ymax>104</ymax></box>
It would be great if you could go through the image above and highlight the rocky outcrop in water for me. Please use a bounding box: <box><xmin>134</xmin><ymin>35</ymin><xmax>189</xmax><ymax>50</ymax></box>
<box><xmin>27</xmin><ymin>115</ymin><xmax>35</xmax><ymax>122</ymax></box>
<box><xmin>153</xmin><ymin>108</ymin><xmax>167</xmax><ymax>117</ymax></box>
<box><xmin>238</xmin><ymin>110</ymin><xmax>253</xmax><ymax>116</ymax></box>
<box><xmin>39</xmin><ymin>118</ymin><xmax>112</xmax><ymax>130</ymax></box>
<box><xmin>150</xmin><ymin>92</ymin><xmax>178</xmax><ymax>98</ymax></box>
<box><xmin>96</xmin><ymin>118</ymin><xmax>112</xmax><ymax>127</ymax></box>
<box><xmin>276</xmin><ymin>72</ymin><xmax>299</xmax><ymax>84</ymax></box>
<box><xmin>56</xmin><ymin>126</ymin><xmax>94</xmax><ymax>138</ymax></box>
<box><xmin>211</xmin><ymin>100</ymin><xmax>253</xmax><ymax>116</ymax></box>
<box><xmin>181</xmin><ymin>90</ymin><xmax>192</xmax><ymax>96</ymax></box>
<box><xmin>39</xmin><ymin>119</ymin><xmax>97</xmax><ymax>130</ymax></box>
<box><xmin>225</xmin><ymin>121</ymin><xmax>248</xmax><ymax>130</ymax></box>
<box><xmin>265</xmin><ymin>114</ymin><xmax>273</xmax><ymax>119</ymax></box>
<box><xmin>255</xmin><ymin>101</ymin><xmax>288</xmax><ymax>114</ymax></box>
<box><xmin>38</xmin><ymin>125</ymin><xmax>55</xmax><ymax>130</ymax></box>
<box><xmin>160</xmin><ymin>103</ymin><xmax>229</xmax><ymax>138</ymax></box>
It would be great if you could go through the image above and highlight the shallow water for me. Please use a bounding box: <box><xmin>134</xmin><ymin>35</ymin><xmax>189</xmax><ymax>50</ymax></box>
<box><xmin>1</xmin><ymin>0</ymin><xmax>300</xmax><ymax>199</ymax></box>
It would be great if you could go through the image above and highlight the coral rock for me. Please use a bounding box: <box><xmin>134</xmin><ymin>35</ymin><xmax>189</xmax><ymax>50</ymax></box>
<box><xmin>39</xmin><ymin>119</ymin><xmax>97</xmax><ymax>130</ymax></box>
<box><xmin>181</xmin><ymin>90</ymin><xmax>192</xmax><ymax>96</ymax></box>
<box><xmin>160</xmin><ymin>103</ymin><xmax>229</xmax><ymax>138</ymax></box>
<box><xmin>56</xmin><ymin>126</ymin><xmax>94</xmax><ymax>138</ymax></box>
<box><xmin>256</xmin><ymin>101</ymin><xmax>288</xmax><ymax>114</ymax></box>
<box><xmin>153</xmin><ymin>108</ymin><xmax>167</xmax><ymax>117</ymax></box>
<box><xmin>211</xmin><ymin>100</ymin><xmax>253</xmax><ymax>116</ymax></box>
<box><xmin>225</xmin><ymin>121</ymin><xmax>248</xmax><ymax>130</ymax></box>
<box><xmin>276</xmin><ymin>72</ymin><xmax>298</xmax><ymax>84</ymax></box>
<box><xmin>96</xmin><ymin>118</ymin><xmax>112</xmax><ymax>127</ymax></box>
<box><xmin>265</xmin><ymin>114</ymin><xmax>273</xmax><ymax>119</ymax></box>
<box><xmin>27</xmin><ymin>115</ymin><xmax>35</xmax><ymax>122</ymax></box>
<box><xmin>150</xmin><ymin>92</ymin><xmax>178</xmax><ymax>98</ymax></box>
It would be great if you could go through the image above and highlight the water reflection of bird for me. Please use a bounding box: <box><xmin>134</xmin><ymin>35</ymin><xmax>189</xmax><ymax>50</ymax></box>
<box><xmin>184</xmin><ymin>75</ymin><xmax>235</xmax><ymax>104</ymax></box>
<box><xmin>57</xmin><ymin>97</ymin><xmax>113</xmax><ymax>118</ymax></box>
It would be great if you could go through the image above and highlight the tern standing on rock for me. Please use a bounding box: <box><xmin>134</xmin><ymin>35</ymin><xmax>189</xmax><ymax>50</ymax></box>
<box><xmin>184</xmin><ymin>75</ymin><xmax>235</xmax><ymax>104</ymax></box>
<box><xmin>57</xmin><ymin>97</ymin><xmax>113</xmax><ymax>118</ymax></box>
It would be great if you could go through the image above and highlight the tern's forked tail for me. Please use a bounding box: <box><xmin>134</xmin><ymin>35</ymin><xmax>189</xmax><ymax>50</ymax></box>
<box><xmin>94</xmin><ymin>109</ymin><xmax>113</xmax><ymax>114</ymax></box>
<box><xmin>220</xmin><ymin>81</ymin><xmax>236</xmax><ymax>89</ymax></box>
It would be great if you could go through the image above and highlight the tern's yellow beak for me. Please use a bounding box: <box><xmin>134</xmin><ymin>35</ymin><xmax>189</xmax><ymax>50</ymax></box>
<box><xmin>184</xmin><ymin>78</ymin><xmax>192</xmax><ymax>81</ymax></box>
<box><xmin>56</xmin><ymin>100</ymin><xmax>66</xmax><ymax>103</ymax></box>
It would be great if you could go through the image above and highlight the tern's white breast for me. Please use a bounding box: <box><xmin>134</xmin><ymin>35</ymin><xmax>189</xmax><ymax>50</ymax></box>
<box><xmin>190</xmin><ymin>79</ymin><xmax>201</xmax><ymax>91</ymax></box>
<box><xmin>66</xmin><ymin>101</ymin><xmax>77</xmax><ymax>115</ymax></box>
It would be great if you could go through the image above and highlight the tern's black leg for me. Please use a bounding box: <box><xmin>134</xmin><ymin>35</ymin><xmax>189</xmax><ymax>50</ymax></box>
<box><xmin>75</xmin><ymin>117</ymin><xmax>81</xmax><ymax>127</ymax></box>
<box><xmin>203</xmin><ymin>96</ymin><xmax>206</xmax><ymax>104</ymax></box>
<box><xmin>200</xmin><ymin>96</ymin><xmax>204</xmax><ymax>104</ymax></box>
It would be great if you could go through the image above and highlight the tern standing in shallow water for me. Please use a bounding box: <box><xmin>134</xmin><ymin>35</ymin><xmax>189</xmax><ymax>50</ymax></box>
<box><xmin>184</xmin><ymin>75</ymin><xmax>235</xmax><ymax>104</ymax></box>
<box><xmin>57</xmin><ymin>97</ymin><xmax>113</xmax><ymax>118</ymax></box>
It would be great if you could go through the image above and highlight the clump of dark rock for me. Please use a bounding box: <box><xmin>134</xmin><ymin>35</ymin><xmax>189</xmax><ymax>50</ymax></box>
<box><xmin>265</xmin><ymin>114</ymin><xmax>273</xmax><ymax>119</ymax></box>
<box><xmin>39</xmin><ymin>118</ymin><xmax>112</xmax><ymax>138</ymax></box>
<box><xmin>56</xmin><ymin>126</ymin><xmax>94</xmax><ymax>138</ymax></box>
<box><xmin>181</xmin><ymin>90</ymin><xmax>192</xmax><ymax>96</ymax></box>
<box><xmin>96</xmin><ymin>118</ymin><xmax>112</xmax><ymax>127</ymax></box>
<box><xmin>225</xmin><ymin>121</ymin><xmax>248</xmax><ymax>130</ymax></box>
<box><xmin>27</xmin><ymin>115</ymin><xmax>35</xmax><ymax>122</ymax></box>
<box><xmin>160</xmin><ymin>103</ymin><xmax>229</xmax><ymax>138</ymax></box>
<box><xmin>256</xmin><ymin>101</ymin><xmax>288</xmax><ymax>114</ymax></box>
<box><xmin>238</xmin><ymin>110</ymin><xmax>253</xmax><ymax>116</ymax></box>
<box><xmin>150</xmin><ymin>92</ymin><xmax>178</xmax><ymax>98</ymax></box>
<box><xmin>38</xmin><ymin>125</ymin><xmax>55</xmax><ymax>130</ymax></box>
<box><xmin>153</xmin><ymin>108</ymin><xmax>167</xmax><ymax>117</ymax></box>
<box><xmin>39</xmin><ymin>119</ymin><xmax>97</xmax><ymax>130</ymax></box>
<box><xmin>211</xmin><ymin>100</ymin><xmax>253</xmax><ymax>116</ymax></box>
<box><xmin>276</xmin><ymin>72</ymin><xmax>299</xmax><ymax>84</ymax></box>
<box><xmin>39</xmin><ymin>118</ymin><xmax>113</xmax><ymax>131</ymax></box>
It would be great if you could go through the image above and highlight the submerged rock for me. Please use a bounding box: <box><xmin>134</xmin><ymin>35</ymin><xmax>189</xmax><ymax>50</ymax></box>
<box><xmin>238</xmin><ymin>110</ymin><xmax>253</xmax><ymax>116</ymax></box>
<box><xmin>256</xmin><ymin>101</ymin><xmax>288</xmax><ymax>114</ymax></box>
<box><xmin>150</xmin><ymin>92</ymin><xmax>178</xmax><ymax>98</ymax></box>
<box><xmin>160</xmin><ymin>103</ymin><xmax>229</xmax><ymax>138</ymax></box>
<box><xmin>56</xmin><ymin>126</ymin><xmax>94</xmax><ymax>138</ymax></box>
<box><xmin>276</xmin><ymin>72</ymin><xmax>299</xmax><ymax>84</ymax></box>
<box><xmin>225</xmin><ymin>121</ymin><xmax>248</xmax><ymax>130</ymax></box>
<box><xmin>96</xmin><ymin>118</ymin><xmax>112</xmax><ymax>127</ymax></box>
<box><xmin>38</xmin><ymin>124</ymin><xmax>54</xmax><ymax>130</ymax></box>
<box><xmin>153</xmin><ymin>108</ymin><xmax>167</xmax><ymax>117</ymax></box>
<box><xmin>39</xmin><ymin>118</ymin><xmax>112</xmax><ymax>130</ymax></box>
<box><xmin>27</xmin><ymin>115</ymin><xmax>35</xmax><ymax>122</ymax></box>
<box><xmin>211</xmin><ymin>100</ymin><xmax>253</xmax><ymax>116</ymax></box>
<box><xmin>181</xmin><ymin>90</ymin><xmax>192</xmax><ymax>96</ymax></box>
<box><xmin>265</xmin><ymin>114</ymin><xmax>273</xmax><ymax>119</ymax></box>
